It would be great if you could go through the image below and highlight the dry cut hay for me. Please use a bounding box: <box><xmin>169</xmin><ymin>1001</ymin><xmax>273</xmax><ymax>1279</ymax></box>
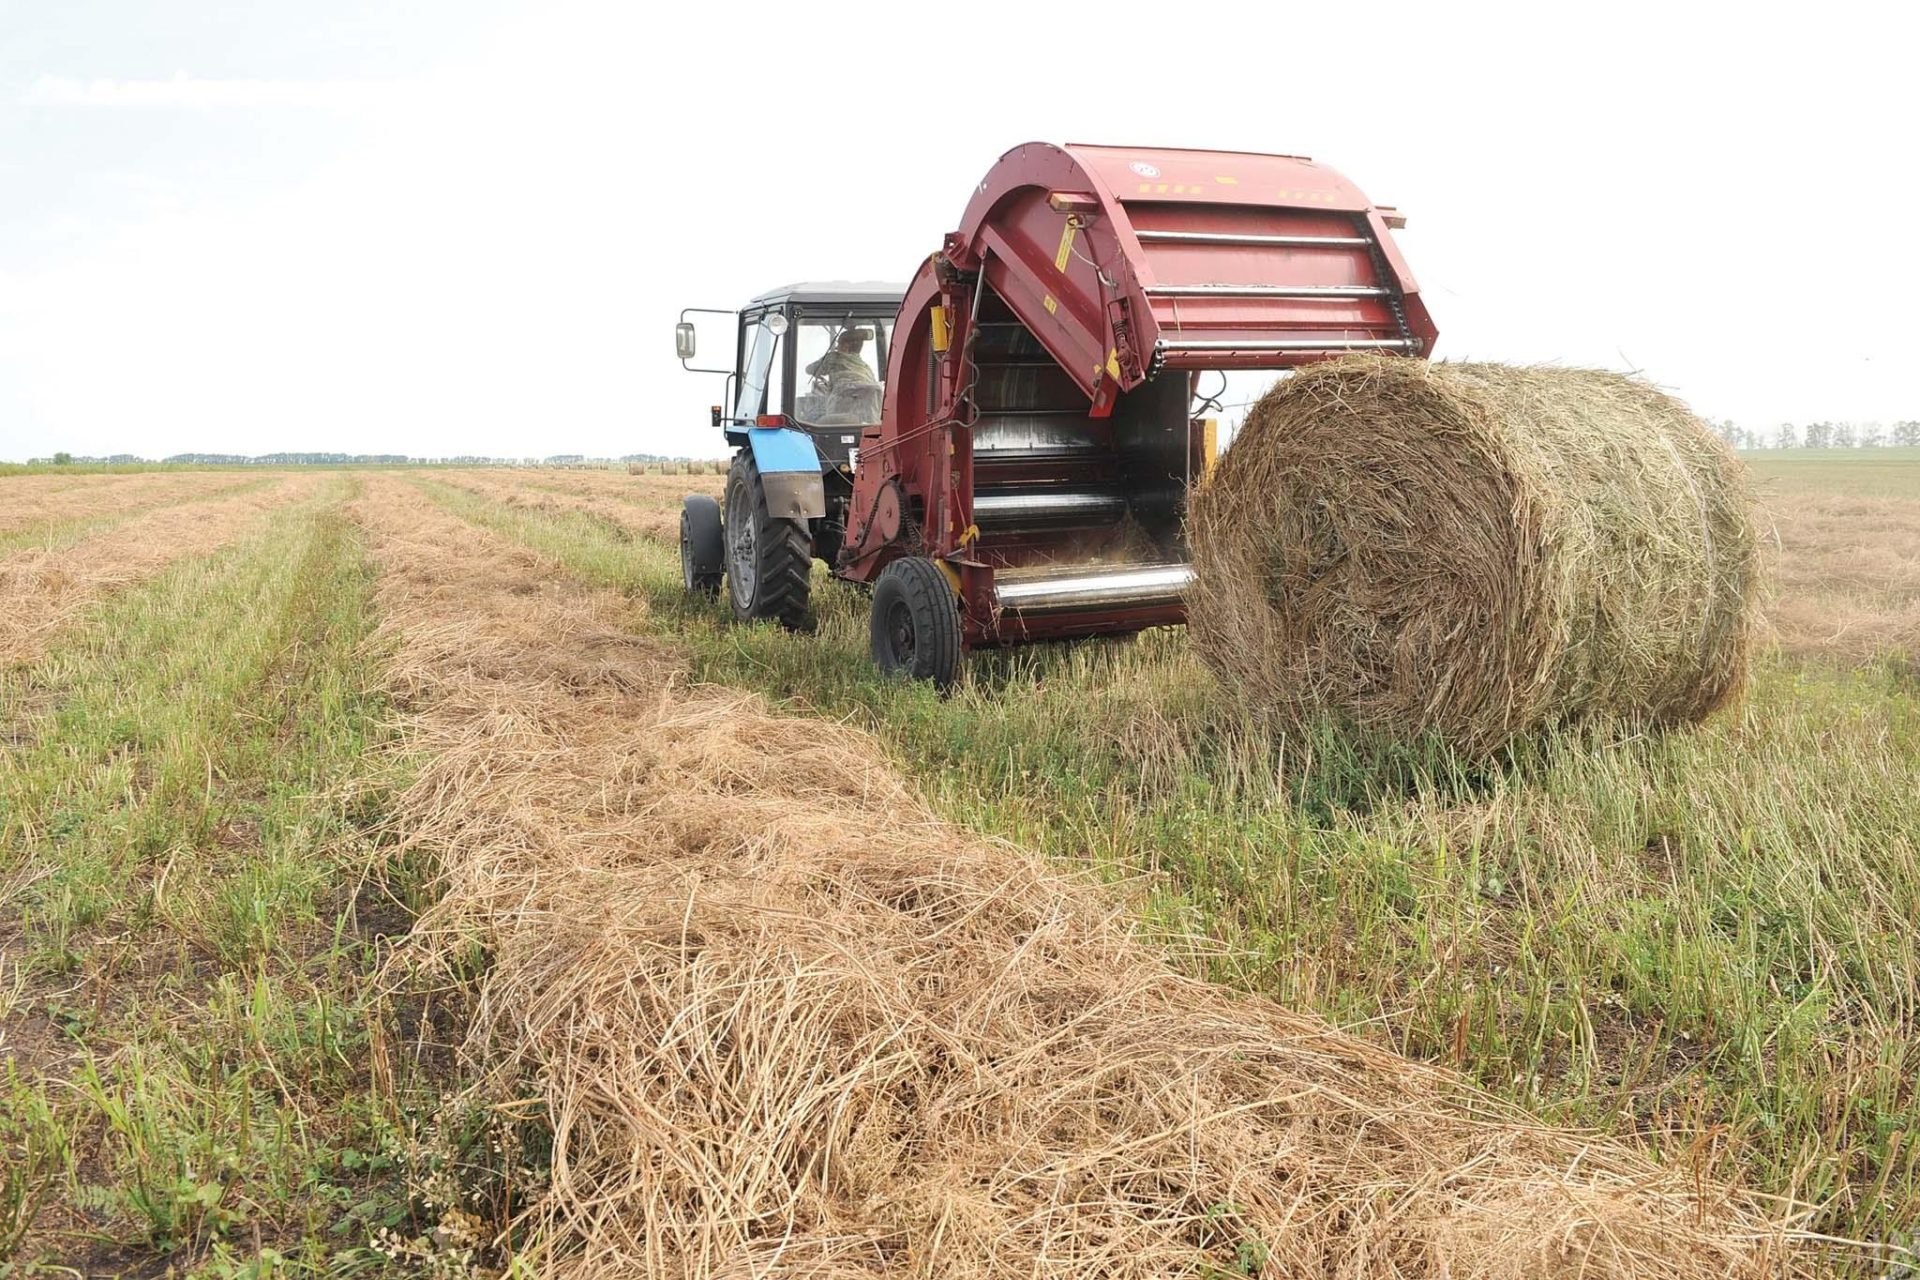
<box><xmin>0</xmin><ymin>471</ymin><xmax>257</xmax><ymax>535</ymax></box>
<box><xmin>0</xmin><ymin>476</ymin><xmax>314</xmax><ymax>664</ymax></box>
<box><xmin>1758</xmin><ymin>488</ymin><xmax>1920</xmax><ymax>661</ymax></box>
<box><xmin>1186</xmin><ymin>358</ymin><xmax>1761</xmax><ymax>754</ymax></box>
<box><xmin>358</xmin><ymin>477</ymin><xmax>1813</xmax><ymax>1279</ymax></box>
<box><xmin>437</xmin><ymin>469</ymin><xmax>717</xmax><ymax>544</ymax></box>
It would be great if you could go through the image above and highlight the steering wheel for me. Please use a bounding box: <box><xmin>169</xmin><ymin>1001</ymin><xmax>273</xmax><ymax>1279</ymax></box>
<box><xmin>809</xmin><ymin>328</ymin><xmax>844</xmax><ymax>394</ymax></box>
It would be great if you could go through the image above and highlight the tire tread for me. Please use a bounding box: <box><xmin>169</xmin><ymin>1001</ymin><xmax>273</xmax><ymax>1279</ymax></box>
<box><xmin>727</xmin><ymin>453</ymin><xmax>814</xmax><ymax>630</ymax></box>
<box><xmin>871</xmin><ymin>556</ymin><xmax>962</xmax><ymax>689</ymax></box>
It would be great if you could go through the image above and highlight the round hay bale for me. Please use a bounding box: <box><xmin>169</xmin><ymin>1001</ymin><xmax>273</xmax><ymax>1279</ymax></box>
<box><xmin>1185</xmin><ymin>357</ymin><xmax>1760</xmax><ymax>753</ymax></box>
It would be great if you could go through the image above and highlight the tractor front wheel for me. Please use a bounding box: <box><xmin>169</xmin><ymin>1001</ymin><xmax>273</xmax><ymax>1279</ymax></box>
<box><xmin>680</xmin><ymin>495</ymin><xmax>723</xmax><ymax>596</ymax></box>
<box><xmin>723</xmin><ymin>452</ymin><xmax>814</xmax><ymax>629</ymax></box>
<box><xmin>870</xmin><ymin>557</ymin><xmax>962</xmax><ymax>690</ymax></box>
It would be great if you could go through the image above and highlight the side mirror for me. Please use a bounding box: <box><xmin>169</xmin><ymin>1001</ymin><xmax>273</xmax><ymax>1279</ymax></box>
<box><xmin>675</xmin><ymin>321</ymin><xmax>696</xmax><ymax>361</ymax></box>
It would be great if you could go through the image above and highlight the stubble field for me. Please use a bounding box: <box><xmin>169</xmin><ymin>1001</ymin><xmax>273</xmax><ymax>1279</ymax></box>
<box><xmin>1</xmin><ymin>453</ymin><xmax>1916</xmax><ymax>1276</ymax></box>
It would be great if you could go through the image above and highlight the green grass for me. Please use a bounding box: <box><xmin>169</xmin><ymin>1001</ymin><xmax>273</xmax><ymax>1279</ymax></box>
<box><xmin>1742</xmin><ymin>448</ymin><xmax>1920</xmax><ymax>497</ymax></box>
<box><xmin>416</xmin><ymin>474</ymin><xmax>1920</xmax><ymax>1253</ymax></box>
<box><xmin>0</xmin><ymin>479</ymin><xmax>437</xmax><ymax>1272</ymax></box>
<box><xmin>0</xmin><ymin>463</ymin><xmax>199</xmax><ymax>476</ymax></box>
<box><xmin>0</xmin><ymin>462</ymin><xmax>285</xmax><ymax>477</ymax></box>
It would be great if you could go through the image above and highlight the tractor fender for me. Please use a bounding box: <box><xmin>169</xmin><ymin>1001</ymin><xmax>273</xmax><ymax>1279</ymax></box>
<box><xmin>746</xmin><ymin>427</ymin><xmax>826</xmax><ymax>521</ymax></box>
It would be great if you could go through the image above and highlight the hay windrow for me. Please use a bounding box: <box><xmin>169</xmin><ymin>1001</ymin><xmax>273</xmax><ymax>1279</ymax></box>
<box><xmin>435</xmin><ymin>468</ymin><xmax>724</xmax><ymax>543</ymax></box>
<box><xmin>0</xmin><ymin>475</ymin><xmax>316</xmax><ymax>664</ymax></box>
<box><xmin>356</xmin><ymin>476</ymin><xmax>1813</xmax><ymax>1277</ymax></box>
<box><xmin>1186</xmin><ymin>358</ymin><xmax>1762</xmax><ymax>753</ymax></box>
<box><xmin>0</xmin><ymin>470</ymin><xmax>259</xmax><ymax>535</ymax></box>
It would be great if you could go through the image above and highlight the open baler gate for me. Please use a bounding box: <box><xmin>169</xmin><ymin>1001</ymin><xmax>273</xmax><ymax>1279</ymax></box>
<box><xmin>840</xmin><ymin>142</ymin><xmax>1436</xmax><ymax>650</ymax></box>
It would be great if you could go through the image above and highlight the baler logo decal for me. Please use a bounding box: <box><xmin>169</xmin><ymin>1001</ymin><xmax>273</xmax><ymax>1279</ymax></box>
<box><xmin>1129</xmin><ymin>161</ymin><xmax>1160</xmax><ymax>178</ymax></box>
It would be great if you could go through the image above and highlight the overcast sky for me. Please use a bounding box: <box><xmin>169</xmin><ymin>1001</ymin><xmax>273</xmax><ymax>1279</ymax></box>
<box><xmin>1</xmin><ymin>1</ymin><xmax>1914</xmax><ymax>461</ymax></box>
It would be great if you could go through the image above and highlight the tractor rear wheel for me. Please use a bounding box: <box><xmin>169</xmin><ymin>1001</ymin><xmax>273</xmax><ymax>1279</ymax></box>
<box><xmin>870</xmin><ymin>557</ymin><xmax>962</xmax><ymax>690</ymax></box>
<box><xmin>724</xmin><ymin>452</ymin><xmax>814</xmax><ymax>629</ymax></box>
<box><xmin>680</xmin><ymin>495</ymin><xmax>723</xmax><ymax>596</ymax></box>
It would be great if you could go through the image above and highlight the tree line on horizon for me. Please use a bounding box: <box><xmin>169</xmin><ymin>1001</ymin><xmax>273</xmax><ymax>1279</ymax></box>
<box><xmin>1713</xmin><ymin>420</ymin><xmax>1920</xmax><ymax>450</ymax></box>
<box><xmin>26</xmin><ymin>424</ymin><xmax>1920</xmax><ymax>469</ymax></box>
<box><xmin>24</xmin><ymin>452</ymin><xmax>701</xmax><ymax>467</ymax></box>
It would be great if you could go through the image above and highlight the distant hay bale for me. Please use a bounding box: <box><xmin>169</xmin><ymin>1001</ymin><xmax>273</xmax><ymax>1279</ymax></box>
<box><xmin>1186</xmin><ymin>358</ymin><xmax>1761</xmax><ymax>753</ymax></box>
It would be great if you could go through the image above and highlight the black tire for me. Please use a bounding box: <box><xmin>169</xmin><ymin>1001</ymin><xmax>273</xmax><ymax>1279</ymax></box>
<box><xmin>680</xmin><ymin>495</ymin><xmax>723</xmax><ymax>596</ymax></box>
<box><xmin>870</xmin><ymin>557</ymin><xmax>962</xmax><ymax>690</ymax></box>
<box><xmin>724</xmin><ymin>452</ymin><xmax>813</xmax><ymax>629</ymax></box>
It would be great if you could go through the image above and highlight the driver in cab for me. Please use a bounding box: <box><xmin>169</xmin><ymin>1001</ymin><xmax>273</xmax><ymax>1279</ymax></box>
<box><xmin>805</xmin><ymin>326</ymin><xmax>878</xmax><ymax>392</ymax></box>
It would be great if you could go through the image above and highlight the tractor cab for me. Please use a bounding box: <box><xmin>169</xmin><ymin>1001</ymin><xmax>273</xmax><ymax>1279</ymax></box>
<box><xmin>678</xmin><ymin>281</ymin><xmax>907</xmax><ymax>467</ymax></box>
<box><xmin>675</xmin><ymin>281</ymin><xmax>908</xmax><ymax>629</ymax></box>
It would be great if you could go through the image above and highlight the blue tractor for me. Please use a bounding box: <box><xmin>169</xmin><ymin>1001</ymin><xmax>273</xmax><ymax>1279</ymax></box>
<box><xmin>675</xmin><ymin>281</ymin><xmax>907</xmax><ymax>629</ymax></box>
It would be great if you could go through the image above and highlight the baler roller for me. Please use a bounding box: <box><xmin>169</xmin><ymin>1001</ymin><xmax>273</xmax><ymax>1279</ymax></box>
<box><xmin>973</xmin><ymin>488</ymin><xmax>1127</xmax><ymax>530</ymax></box>
<box><xmin>994</xmin><ymin>562</ymin><xmax>1194</xmax><ymax>616</ymax></box>
<box><xmin>972</xmin><ymin>417</ymin><xmax>1103</xmax><ymax>456</ymax></box>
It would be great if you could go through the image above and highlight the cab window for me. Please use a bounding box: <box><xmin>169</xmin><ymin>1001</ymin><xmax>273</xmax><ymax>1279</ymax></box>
<box><xmin>792</xmin><ymin>316</ymin><xmax>890</xmax><ymax>426</ymax></box>
<box><xmin>733</xmin><ymin>314</ymin><xmax>790</xmax><ymax>420</ymax></box>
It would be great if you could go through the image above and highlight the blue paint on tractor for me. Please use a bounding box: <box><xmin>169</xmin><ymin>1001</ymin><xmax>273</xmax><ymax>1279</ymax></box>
<box><xmin>746</xmin><ymin>427</ymin><xmax>821</xmax><ymax>475</ymax></box>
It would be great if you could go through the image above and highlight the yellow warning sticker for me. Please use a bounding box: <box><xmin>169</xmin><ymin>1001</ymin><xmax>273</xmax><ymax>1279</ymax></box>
<box><xmin>1043</xmin><ymin>293</ymin><xmax>1058</xmax><ymax>315</ymax></box>
<box><xmin>1054</xmin><ymin>221</ymin><xmax>1078</xmax><ymax>272</ymax></box>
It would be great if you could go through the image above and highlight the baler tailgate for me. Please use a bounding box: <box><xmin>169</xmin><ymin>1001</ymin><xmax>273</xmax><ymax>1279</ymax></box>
<box><xmin>1129</xmin><ymin>203</ymin><xmax>1417</xmax><ymax>367</ymax></box>
<box><xmin>912</xmin><ymin>145</ymin><xmax>1435</xmax><ymax>414</ymax></box>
